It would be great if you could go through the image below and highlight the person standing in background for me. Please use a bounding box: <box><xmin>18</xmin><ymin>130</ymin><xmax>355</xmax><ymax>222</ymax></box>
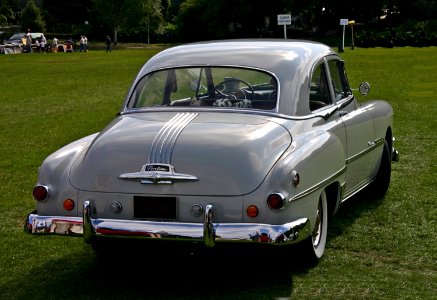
<box><xmin>84</xmin><ymin>36</ymin><xmax>88</xmax><ymax>52</ymax></box>
<box><xmin>105</xmin><ymin>35</ymin><xmax>111</xmax><ymax>52</ymax></box>
<box><xmin>79</xmin><ymin>35</ymin><xmax>85</xmax><ymax>52</ymax></box>
<box><xmin>34</xmin><ymin>39</ymin><xmax>40</xmax><ymax>52</ymax></box>
<box><xmin>52</xmin><ymin>37</ymin><xmax>58</xmax><ymax>52</ymax></box>
<box><xmin>26</xmin><ymin>29</ymin><xmax>32</xmax><ymax>53</ymax></box>
<box><xmin>40</xmin><ymin>34</ymin><xmax>46</xmax><ymax>53</ymax></box>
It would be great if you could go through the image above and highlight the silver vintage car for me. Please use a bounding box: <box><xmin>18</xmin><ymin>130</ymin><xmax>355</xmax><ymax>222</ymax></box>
<box><xmin>26</xmin><ymin>40</ymin><xmax>399</xmax><ymax>263</ymax></box>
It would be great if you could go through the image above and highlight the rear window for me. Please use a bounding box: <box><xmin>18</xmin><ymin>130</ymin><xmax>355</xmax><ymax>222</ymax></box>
<box><xmin>127</xmin><ymin>67</ymin><xmax>277</xmax><ymax>111</ymax></box>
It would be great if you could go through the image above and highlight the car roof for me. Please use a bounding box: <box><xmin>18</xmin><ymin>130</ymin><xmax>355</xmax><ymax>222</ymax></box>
<box><xmin>129</xmin><ymin>39</ymin><xmax>339</xmax><ymax>116</ymax></box>
<box><xmin>142</xmin><ymin>39</ymin><xmax>334</xmax><ymax>73</ymax></box>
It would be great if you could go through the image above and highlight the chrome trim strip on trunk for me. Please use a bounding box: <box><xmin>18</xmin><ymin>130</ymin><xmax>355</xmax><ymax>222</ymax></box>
<box><xmin>149</xmin><ymin>112</ymin><xmax>198</xmax><ymax>164</ymax></box>
<box><xmin>119</xmin><ymin>112</ymin><xmax>199</xmax><ymax>184</ymax></box>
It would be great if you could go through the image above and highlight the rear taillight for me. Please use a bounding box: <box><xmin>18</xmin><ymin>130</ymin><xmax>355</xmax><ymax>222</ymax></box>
<box><xmin>32</xmin><ymin>185</ymin><xmax>49</xmax><ymax>201</ymax></box>
<box><xmin>267</xmin><ymin>193</ymin><xmax>285</xmax><ymax>210</ymax></box>
<box><xmin>246</xmin><ymin>205</ymin><xmax>259</xmax><ymax>218</ymax></box>
<box><xmin>63</xmin><ymin>199</ymin><xmax>75</xmax><ymax>211</ymax></box>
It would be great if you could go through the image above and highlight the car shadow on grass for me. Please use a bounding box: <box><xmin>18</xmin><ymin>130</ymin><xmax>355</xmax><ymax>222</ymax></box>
<box><xmin>8</xmin><ymin>240</ymin><xmax>294</xmax><ymax>299</ymax></box>
<box><xmin>288</xmin><ymin>186</ymin><xmax>388</xmax><ymax>275</ymax></box>
<box><xmin>327</xmin><ymin>186</ymin><xmax>387</xmax><ymax>242</ymax></box>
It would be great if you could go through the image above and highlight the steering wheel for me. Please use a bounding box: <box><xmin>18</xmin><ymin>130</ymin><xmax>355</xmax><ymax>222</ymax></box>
<box><xmin>212</xmin><ymin>78</ymin><xmax>255</xmax><ymax>101</ymax></box>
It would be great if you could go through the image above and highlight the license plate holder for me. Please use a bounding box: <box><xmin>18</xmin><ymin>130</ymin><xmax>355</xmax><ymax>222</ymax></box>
<box><xmin>134</xmin><ymin>196</ymin><xmax>176</xmax><ymax>220</ymax></box>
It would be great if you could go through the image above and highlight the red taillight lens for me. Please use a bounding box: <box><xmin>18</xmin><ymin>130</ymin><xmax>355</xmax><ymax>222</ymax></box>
<box><xmin>246</xmin><ymin>205</ymin><xmax>259</xmax><ymax>218</ymax></box>
<box><xmin>63</xmin><ymin>199</ymin><xmax>75</xmax><ymax>211</ymax></box>
<box><xmin>33</xmin><ymin>185</ymin><xmax>48</xmax><ymax>201</ymax></box>
<box><xmin>267</xmin><ymin>193</ymin><xmax>285</xmax><ymax>210</ymax></box>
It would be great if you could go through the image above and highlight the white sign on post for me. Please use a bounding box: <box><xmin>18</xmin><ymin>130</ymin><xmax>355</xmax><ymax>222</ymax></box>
<box><xmin>278</xmin><ymin>14</ymin><xmax>292</xmax><ymax>25</ymax></box>
<box><xmin>339</xmin><ymin>19</ymin><xmax>349</xmax><ymax>51</ymax></box>
<box><xmin>340</xmin><ymin>19</ymin><xmax>349</xmax><ymax>26</ymax></box>
<box><xmin>277</xmin><ymin>14</ymin><xmax>291</xmax><ymax>39</ymax></box>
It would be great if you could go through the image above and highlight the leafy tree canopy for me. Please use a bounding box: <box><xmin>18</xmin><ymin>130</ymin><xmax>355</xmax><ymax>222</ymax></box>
<box><xmin>0</xmin><ymin>0</ymin><xmax>435</xmax><ymax>44</ymax></box>
<box><xmin>20</xmin><ymin>0</ymin><xmax>45</xmax><ymax>32</ymax></box>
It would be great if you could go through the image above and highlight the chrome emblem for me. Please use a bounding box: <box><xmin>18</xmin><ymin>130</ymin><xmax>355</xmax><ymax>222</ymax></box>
<box><xmin>144</xmin><ymin>164</ymin><xmax>170</xmax><ymax>172</ymax></box>
<box><xmin>119</xmin><ymin>163</ymin><xmax>198</xmax><ymax>185</ymax></box>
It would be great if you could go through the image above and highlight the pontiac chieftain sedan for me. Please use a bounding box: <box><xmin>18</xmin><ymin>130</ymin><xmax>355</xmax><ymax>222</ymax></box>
<box><xmin>26</xmin><ymin>40</ymin><xmax>399</xmax><ymax>263</ymax></box>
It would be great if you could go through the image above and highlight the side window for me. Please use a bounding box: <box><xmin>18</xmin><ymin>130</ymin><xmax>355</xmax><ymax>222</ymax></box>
<box><xmin>133</xmin><ymin>72</ymin><xmax>166</xmax><ymax>107</ymax></box>
<box><xmin>310</xmin><ymin>63</ymin><xmax>330</xmax><ymax>111</ymax></box>
<box><xmin>328</xmin><ymin>59</ymin><xmax>349</xmax><ymax>101</ymax></box>
<box><xmin>169</xmin><ymin>68</ymin><xmax>207</xmax><ymax>101</ymax></box>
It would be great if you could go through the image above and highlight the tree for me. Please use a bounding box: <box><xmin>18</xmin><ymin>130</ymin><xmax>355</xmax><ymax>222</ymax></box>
<box><xmin>0</xmin><ymin>0</ymin><xmax>19</xmax><ymax>25</ymax></box>
<box><xmin>394</xmin><ymin>0</ymin><xmax>437</xmax><ymax>21</ymax></box>
<box><xmin>92</xmin><ymin>0</ymin><xmax>163</xmax><ymax>44</ymax></box>
<box><xmin>176</xmin><ymin>0</ymin><xmax>287</xmax><ymax>41</ymax></box>
<box><xmin>126</xmin><ymin>0</ymin><xmax>164</xmax><ymax>44</ymax></box>
<box><xmin>20</xmin><ymin>0</ymin><xmax>46</xmax><ymax>32</ymax></box>
<box><xmin>43</xmin><ymin>0</ymin><xmax>92</xmax><ymax>33</ymax></box>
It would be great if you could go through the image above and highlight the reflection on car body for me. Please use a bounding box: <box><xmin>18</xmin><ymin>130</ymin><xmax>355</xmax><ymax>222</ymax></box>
<box><xmin>25</xmin><ymin>40</ymin><xmax>399</xmax><ymax>264</ymax></box>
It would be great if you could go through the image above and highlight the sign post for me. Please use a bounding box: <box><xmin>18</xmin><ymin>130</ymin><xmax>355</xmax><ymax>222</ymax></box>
<box><xmin>339</xmin><ymin>19</ymin><xmax>348</xmax><ymax>52</ymax></box>
<box><xmin>349</xmin><ymin>20</ymin><xmax>355</xmax><ymax>50</ymax></box>
<box><xmin>277</xmin><ymin>14</ymin><xmax>291</xmax><ymax>39</ymax></box>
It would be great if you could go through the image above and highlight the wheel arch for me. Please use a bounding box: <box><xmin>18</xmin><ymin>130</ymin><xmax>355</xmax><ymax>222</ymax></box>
<box><xmin>325</xmin><ymin>181</ymin><xmax>341</xmax><ymax>216</ymax></box>
<box><xmin>385</xmin><ymin>126</ymin><xmax>393</xmax><ymax>152</ymax></box>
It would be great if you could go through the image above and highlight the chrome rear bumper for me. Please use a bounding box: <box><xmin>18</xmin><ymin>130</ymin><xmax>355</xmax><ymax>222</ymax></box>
<box><xmin>25</xmin><ymin>200</ymin><xmax>310</xmax><ymax>247</ymax></box>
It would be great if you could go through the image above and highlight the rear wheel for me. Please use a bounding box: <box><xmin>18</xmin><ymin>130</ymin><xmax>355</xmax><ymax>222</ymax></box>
<box><xmin>371</xmin><ymin>139</ymin><xmax>391</xmax><ymax>198</ymax></box>
<box><xmin>297</xmin><ymin>190</ymin><xmax>328</xmax><ymax>265</ymax></box>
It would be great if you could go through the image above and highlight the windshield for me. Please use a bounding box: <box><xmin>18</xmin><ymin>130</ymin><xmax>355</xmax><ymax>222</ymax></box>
<box><xmin>127</xmin><ymin>67</ymin><xmax>277</xmax><ymax>111</ymax></box>
<box><xmin>8</xmin><ymin>33</ymin><xmax>24</xmax><ymax>39</ymax></box>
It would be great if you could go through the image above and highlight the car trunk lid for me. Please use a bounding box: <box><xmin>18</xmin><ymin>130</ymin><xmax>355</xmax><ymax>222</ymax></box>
<box><xmin>69</xmin><ymin>111</ymin><xmax>292</xmax><ymax>196</ymax></box>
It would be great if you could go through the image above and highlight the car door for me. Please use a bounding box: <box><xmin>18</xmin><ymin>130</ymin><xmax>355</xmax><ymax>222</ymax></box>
<box><xmin>325</xmin><ymin>57</ymin><xmax>375</xmax><ymax>196</ymax></box>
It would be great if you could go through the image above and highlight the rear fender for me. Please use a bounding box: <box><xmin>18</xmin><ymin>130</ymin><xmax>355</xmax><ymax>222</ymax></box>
<box><xmin>281</xmin><ymin>130</ymin><xmax>345</xmax><ymax>200</ymax></box>
<box><xmin>284</xmin><ymin>131</ymin><xmax>345</xmax><ymax>228</ymax></box>
<box><xmin>35</xmin><ymin>133</ymin><xmax>97</xmax><ymax>216</ymax></box>
<box><xmin>247</xmin><ymin>130</ymin><xmax>345</xmax><ymax>224</ymax></box>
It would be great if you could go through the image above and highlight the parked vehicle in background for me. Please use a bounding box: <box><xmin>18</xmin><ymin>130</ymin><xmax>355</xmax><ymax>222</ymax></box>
<box><xmin>4</xmin><ymin>32</ymin><xmax>25</xmax><ymax>45</ymax></box>
<box><xmin>25</xmin><ymin>40</ymin><xmax>399</xmax><ymax>265</ymax></box>
<box><xmin>5</xmin><ymin>32</ymin><xmax>43</xmax><ymax>46</ymax></box>
<box><xmin>1</xmin><ymin>32</ymin><xmax>44</xmax><ymax>54</ymax></box>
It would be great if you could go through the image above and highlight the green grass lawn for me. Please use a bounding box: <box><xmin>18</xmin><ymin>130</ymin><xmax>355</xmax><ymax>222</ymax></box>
<box><xmin>0</xmin><ymin>45</ymin><xmax>436</xmax><ymax>299</ymax></box>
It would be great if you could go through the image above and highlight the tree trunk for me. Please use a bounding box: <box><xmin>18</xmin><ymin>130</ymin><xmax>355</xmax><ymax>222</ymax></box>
<box><xmin>113</xmin><ymin>26</ymin><xmax>119</xmax><ymax>45</ymax></box>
